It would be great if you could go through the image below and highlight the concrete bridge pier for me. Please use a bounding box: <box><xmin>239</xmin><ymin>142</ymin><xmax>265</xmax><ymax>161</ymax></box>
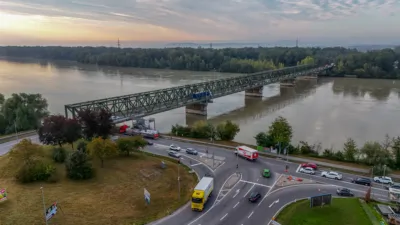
<box><xmin>185</xmin><ymin>114</ymin><xmax>207</xmax><ymax>127</ymax></box>
<box><xmin>186</xmin><ymin>102</ymin><xmax>208</xmax><ymax>116</ymax></box>
<box><xmin>280</xmin><ymin>78</ymin><xmax>296</xmax><ymax>87</ymax></box>
<box><xmin>245</xmin><ymin>86</ymin><xmax>263</xmax><ymax>97</ymax></box>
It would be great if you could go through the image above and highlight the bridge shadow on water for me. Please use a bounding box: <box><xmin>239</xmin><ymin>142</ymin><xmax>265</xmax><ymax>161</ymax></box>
<box><xmin>185</xmin><ymin>78</ymin><xmax>332</xmax><ymax>126</ymax></box>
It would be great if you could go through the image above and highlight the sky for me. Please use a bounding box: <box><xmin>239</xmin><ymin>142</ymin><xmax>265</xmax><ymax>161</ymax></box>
<box><xmin>0</xmin><ymin>0</ymin><xmax>399</xmax><ymax>46</ymax></box>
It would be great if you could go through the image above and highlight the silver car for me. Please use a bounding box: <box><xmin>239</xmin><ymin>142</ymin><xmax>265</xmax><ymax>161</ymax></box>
<box><xmin>169</xmin><ymin>144</ymin><xmax>181</xmax><ymax>151</ymax></box>
<box><xmin>299</xmin><ymin>167</ymin><xmax>315</xmax><ymax>175</ymax></box>
<box><xmin>168</xmin><ymin>151</ymin><xmax>181</xmax><ymax>158</ymax></box>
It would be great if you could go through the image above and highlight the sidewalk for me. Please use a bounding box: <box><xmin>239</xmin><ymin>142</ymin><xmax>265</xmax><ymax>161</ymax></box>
<box><xmin>163</xmin><ymin>136</ymin><xmax>400</xmax><ymax>179</ymax></box>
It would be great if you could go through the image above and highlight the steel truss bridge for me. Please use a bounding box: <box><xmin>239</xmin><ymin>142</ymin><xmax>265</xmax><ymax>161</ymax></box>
<box><xmin>65</xmin><ymin>64</ymin><xmax>334</xmax><ymax>122</ymax></box>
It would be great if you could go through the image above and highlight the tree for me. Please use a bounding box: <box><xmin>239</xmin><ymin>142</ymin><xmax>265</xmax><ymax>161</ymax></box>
<box><xmin>268</xmin><ymin>116</ymin><xmax>293</xmax><ymax>151</ymax></box>
<box><xmin>0</xmin><ymin>93</ymin><xmax>4</xmax><ymax>105</ymax></box>
<box><xmin>191</xmin><ymin>120</ymin><xmax>215</xmax><ymax>139</ymax></box>
<box><xmin>63</xmin><ymin>118</ymin><xmax>82</xmax><ymax>149</ymax></box>
<box><xmin>38</xmin><ymin>115</ymin><xmax>67</xmax><ymax>147</ymax></box>
<box><xmin>96</xmin><ymin>109</ymin><xmax>114</xmax><ymax>139</ymax></box>
<box><xmin>254</xmin><ymin>132</ymin><xmax>274</xmax><ymax>147</ymax></box>
<box><xmin>343</xmin><ymin>138</ymin><xmax>358</xmax><ymax>162</ymax></box>
<box><xmin>78</xmin><ymin>109</ymin><xmax>114</xmax><ymax>139</ymax></box>
<box><xmin>65</xmin><ymin>150</ymin><xmax>93</xmax><ymax>180</ymax></box>
<box><xmin>360</xmin><ymin>141</ymin><xmax>389</xmax><ymax>165</ymax></box>
<box><xmin>116</xmin><ymin>136</ymin><xmax>147</xmax><ymax>156</ymax></box>
<box><xmin>9</xmin><ymin>138</ymin><xmax>42</xmax><ymax>163</ymax></box>
<box><xmin>87</xmin><ymin>137</ymin><xmax>118</xmax><ymax>167</ymax></box>
<box><xmin>216</xmin><ymin>120</ymin><xmax>240</xmax><ymax>141</ymax></box>
<box><xmin>392</xmin><ymin>137</ymin><xmax>400</xmax><ymax>169</ymax></box>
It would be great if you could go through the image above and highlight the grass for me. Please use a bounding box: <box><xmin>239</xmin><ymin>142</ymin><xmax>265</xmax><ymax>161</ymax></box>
<box><xmin>0</xmin><ymin>146</ymin><xmax>196</xmax><ymax>225</ymax></box>
<box><xmin>276</xmin><ymin>198</ymin><xmax>373</xmax><ymax>225</ymax></box>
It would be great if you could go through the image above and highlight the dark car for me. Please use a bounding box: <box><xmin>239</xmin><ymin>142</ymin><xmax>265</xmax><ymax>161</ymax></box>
<box><xmin>186</xmin><ymin>148</ymin><xmax>198</xmax><ymax>155</ymax></box>
<box><xmin>146</xmin><ymin>141</ymin><xmax>153</xmax><ymax>145</ymax></box>
<box><xmin>336</xmin><ymin>188</ymin><xmax>354</xmax><ymax>197</ymax></box>
<box><xmin>351</xmin><ymin>177</ymin><xmax>372</xmax><ymax>186</ymax></box>
<box><xmin>248</xmin><ymin>192</ymin><xmax>262</xmax><ymax>203</ymax></box>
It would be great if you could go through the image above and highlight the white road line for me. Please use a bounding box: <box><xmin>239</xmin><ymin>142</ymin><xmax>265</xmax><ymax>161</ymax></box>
<box><xmin>247</xmin><ymin>211</ymin><xmax>254</xmax><ymax>219</ymax></box>
<box><xmin>295</xmin><ymin>164</ymin><xmax>301</xmax><ymax>173</ymax></box>
<box><xmin>240</xmin><ymin>180</ymin><xmax>271</xmax><ymax>188</ymax></box>
<box><xmin>214</xmin><ymin>161</ymin><xmax>225</xmax><ymax>172</ymax></box>
<box><xmin>214</xmin><ymin>173</ymin><xmax>239</xmax><ymax>206</ymax></box>
<box><xmin>181</xmin><ymin>154</ymin><xmax>215</xmax><ymax>173</ymax></box>
<box><xmin>258</xmin><ymin>174</ymin><xmax>283</xmax><ymax>206</ymax></box>
<box><xmin>243</xmin><ymin>184</ymin><xmax>255</xmax><ymax>198</ymax></box>
<box><xmin>256</xmin><ymin>178</ymin><xmax>260</xmax><ymax>182</ymax></box>
<box><xmin>190</xmin><ymin>163</ymin><xmax>202</xmax><ymax>167</ymax></box>
<box><xmin>233</xmin><ymin>202</ymin><xmax>239</xmax><ymax>208</ymax></box>
<box><xmin>220</xmin><ymin>213</ymin><xmax>228</xmax><ymax>221</ymax></box>
<box><xmin>232</xmin><ymin>189</ymin><xmax>240</xmax><ymax>198</ymax></box>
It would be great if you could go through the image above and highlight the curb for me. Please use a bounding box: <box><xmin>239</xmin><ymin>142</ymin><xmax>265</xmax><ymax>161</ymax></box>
<box><xmin>145</xmin><ymin>151</ymin><xmax>200</xmax><ymax>225</ymax></box>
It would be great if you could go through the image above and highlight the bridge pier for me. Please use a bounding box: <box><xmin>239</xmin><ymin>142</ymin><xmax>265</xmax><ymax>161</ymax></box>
<box><xmin>185</xmin><ymin>114</ymin><xmax>207</xmax><ymax>127</ymax></box>
<box><xmin>185</xmin><ymin>102</ymin><xmax>208</xmax><ymax>116</ymax></box>
<box><xmin>280</xmin><ymin>78</ymin><xmax>296</xmax><ymax>87</ymax></box>
<box><xmin>245</xmin><ymin>86</ymin><xmax>263</xmax><ymax>97</ymax></box>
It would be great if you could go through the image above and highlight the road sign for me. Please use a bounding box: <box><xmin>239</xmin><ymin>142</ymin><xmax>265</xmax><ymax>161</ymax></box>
<box><xmin>144</xmin><ymin>188</ymin><xmax>150</xmax><ymax>204</ymax></box>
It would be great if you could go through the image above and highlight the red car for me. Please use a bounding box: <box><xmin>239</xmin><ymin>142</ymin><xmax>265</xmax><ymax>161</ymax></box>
<box><xmin>301</xmin><ymin>163</ymin><xmax>317</xmax><ymax>170</ymax></box>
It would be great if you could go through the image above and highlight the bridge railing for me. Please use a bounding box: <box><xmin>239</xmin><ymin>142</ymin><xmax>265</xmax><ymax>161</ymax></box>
<box><xmin>65</xmin><ymin>64</ymin><xmax>333</xmax><ymax>119</ymax></box>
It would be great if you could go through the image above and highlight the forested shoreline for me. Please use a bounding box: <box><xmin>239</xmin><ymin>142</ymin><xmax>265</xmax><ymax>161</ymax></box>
<box><xmin>0</xmin><ymin>46</ymin><xmax>399</xmax><ymax>79</ymax></box>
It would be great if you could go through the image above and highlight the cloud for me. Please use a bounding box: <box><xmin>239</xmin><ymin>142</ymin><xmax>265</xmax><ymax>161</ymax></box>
<box><xmin>0</xmin><ymin>0</ymin><xmax>399</xmax><ymax>43</ymax></box>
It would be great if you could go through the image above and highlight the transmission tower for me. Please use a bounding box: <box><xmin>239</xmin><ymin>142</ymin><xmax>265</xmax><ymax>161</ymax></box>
<box><xmin>296</xmin><ymin>38</ymin><xmax>298</xmax><ymax>47</ymax></box>
<box><xmin>117</xmin><ymin>38</ymin><xmax>121</xmax><ymax>48</ymax></box>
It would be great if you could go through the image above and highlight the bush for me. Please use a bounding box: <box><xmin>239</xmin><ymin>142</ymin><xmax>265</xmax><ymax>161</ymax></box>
<box><xmin>65</xmin><ymin>150</ymin><xmax>94</xmax><ymax>180</ymax></box>
<box><xmin>15</xmin><ymin>160</ymin><xmax>56</xmax><ymax>183</ymax></box>
<box><xmin>216</xmin><ymin>120</ymin><xmax>240</xmax><ymax>141</ymax></box>
<box><xmin>76</xmin><ymin>140</ymin><xmax>87</xmax><ymax>153</ymax></box>
<box><xmin>190</xmin><ymin>121</ymin><xmax>215</xmax><ymax>139</ymax></box>
<box><xmin>52</xmin><ymin>147</ymin><xmax>67</xmax><ymax>163</ymax></box>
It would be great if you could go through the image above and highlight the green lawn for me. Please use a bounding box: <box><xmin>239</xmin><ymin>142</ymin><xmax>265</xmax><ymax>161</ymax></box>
<box><xmin>276</xmin><ymin>198</ymin><xmax>373</xmax><ymax>225</ymax></box>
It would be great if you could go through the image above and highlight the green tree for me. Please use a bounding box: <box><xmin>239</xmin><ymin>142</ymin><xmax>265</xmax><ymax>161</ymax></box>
<box><xmin>190</xmin><ymin>120</ymin><xmax>215</xmax><ymax>139</ymax></box>
<box><xmin>298</xmin><ymin>56</ymin><xmax>315</xmax><ymax>65</ymax></box>
<box><xmin>360</xmin><ymin>141</ymin><xmax>389</xmax><ymax>165</ymax></box>
<box><xmin>254</xmin><ymin>132</ymin><xmax>274</xmax><ymax>147</ymax></box>
<box><xmin>116</xmin><ymin>136</ymin><xmax>147</xmax><ymax>156</ymax></box>
<box><xmin>392</xmin><ymin>137</ymin><xmax>400</xmax><ymax>169</ymax></box>
<box><xmin>216</xmin><ymin>120</ymin><xmax>240</xmax><ymax>141</ymax></box>
<box><xmin>343</xmin><ymin>138</ymin><xmax>358</xmax><ymax>162</ymax></box>
<box><xmin>65</xmin><ymin>150</ymin><xmax>94</xmax><ymax>180</ymax></box>
<box><xmin>268</xmin><ymin>116</ymin><xmax>293</xmax><ymax>150</ymax></box>
<box><xmin>87</xmin><ymin>137</ymin><xmax>118</xmax><ymax>167</ymax></box>
<box><xmin>0</xmin><ymin>93</ymin><xmax>4</xmax><ymax>105</ymax></box>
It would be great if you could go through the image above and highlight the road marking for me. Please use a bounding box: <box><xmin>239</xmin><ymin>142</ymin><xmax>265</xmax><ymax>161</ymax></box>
<box><xmin>232</xmin><ymin>189</ymin><xmax>240</xmax><ymax>198</ymax></box>
<box><xmin>243</xmin><ymin>184</ymin><xmax>255</xmax><ymax>198</ymax></box>
<box><xmin>190</xmin><ymin>163</ymin><xmax>202</xmax><ymax>167</ymax></box>
<box><xmin>240</xmin><ymin>180</ymin><xmax>271</xmax><ymax>188</ymax></box>
<box><xmin>247</xmin><ymin>211</ymin><xmax>254</xmax><ymax>219</ymax></box>
<box><xmin>181</xmin><ymin>154</ymin><xmax>215</xmax><ymax>173</ymax></box>
<box><xmin>295</xmin><ymin>164</ymin><xmax>301</xmax><ymax>173</ymax></box>
<box><xmin>269</xmin><ymin>199</ymin><xmax>279</xmax><ymax>208</ymax></box>
<box><xmin>233</xmin><ymin>202</ymin><xmax>239</xmax><ymax>208</ymax></box>
<box><xmin>220</xmin><ymin>213</ymin><xmax>228</xmax><ymax>221</ymax></box>
<box><xmin>258</xmin><ymin>174</ymin><xmax>282</xmax><ymax>206</ymax></box>
<box><xmin>256</xmin><ymin>178</ymin><xmax>260</xmax><ymax>182</ymax></box>
<box><xmin>214</xmin><ymin>161</ymin><xmax>225</xmax><ymax>172</ymax></box>
<box><xmin>214</xmin><ymin>173</ymin><xmax>241</xmax><ymax>206</ymax></box>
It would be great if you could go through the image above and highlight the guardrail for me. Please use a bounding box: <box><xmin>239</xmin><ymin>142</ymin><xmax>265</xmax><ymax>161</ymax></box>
<box><xmin>0</xmin><ymin>130</ymin><xmax>37</xmax><ymax>144</ymax></box>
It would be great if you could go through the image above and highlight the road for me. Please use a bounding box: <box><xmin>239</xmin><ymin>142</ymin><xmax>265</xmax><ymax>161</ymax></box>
<box><xmin>0</xmin><ymin>136</ymin><xmax>392</xmax><ymax>225</ymax></box>
<box><xmin>0</xmin><ymin>135</ymin><xmax>39</xmax><ymax>155</ymax></box>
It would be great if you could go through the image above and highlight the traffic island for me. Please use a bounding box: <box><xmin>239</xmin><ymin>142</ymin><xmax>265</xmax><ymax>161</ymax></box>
<box><xmin>197</xmin><ymin>154</ymin><xmax>225</xmax><ymax>170</ymax></box>
<box><xmin>215</xmin><ymin>173</ymin><xmax>241</xmax><ymax>203</ymax></box>
<box><xmin>276</xmin><ymin>174</ymin><xmax>315</xmax><ymax>187</ymax></box>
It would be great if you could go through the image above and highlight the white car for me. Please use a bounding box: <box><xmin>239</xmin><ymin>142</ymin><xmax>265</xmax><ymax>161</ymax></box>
<box><xmin>321</xmin><ymin>171</ymin><xmax>342</xmax><ymax>180</ymax></box>
<box><xmin>299</xmin><ymin>167</ymin><xmax>315</xmax><ymax>175</ymax></box>
<box><xmin>374</xmin><ymin>176</ymin><xmax>393</xmax><ymax>185</ymax></box>
<box><xmin>169</xmin><ymin>144</ymin><xmax>181</xmax><ymax>151</ymax></box>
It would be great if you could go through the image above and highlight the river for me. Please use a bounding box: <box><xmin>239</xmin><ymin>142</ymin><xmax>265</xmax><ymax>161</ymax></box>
<box><xmin>1</xmin><ymin>58</ymin><xmax>399</xmax><ymax>150</ymax></box>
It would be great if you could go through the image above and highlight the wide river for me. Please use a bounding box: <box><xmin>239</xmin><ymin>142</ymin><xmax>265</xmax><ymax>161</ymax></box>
<box><xmin>1</xmin><ymin>58</ymin><xmax>399</xmax><ymax>150</ymax></box>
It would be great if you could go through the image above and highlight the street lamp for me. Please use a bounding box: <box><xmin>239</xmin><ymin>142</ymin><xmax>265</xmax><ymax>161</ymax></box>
<box><xmin>178</xmin><ymin>160</ymin><xmax>181</xmax><ymax>200</ymax></box>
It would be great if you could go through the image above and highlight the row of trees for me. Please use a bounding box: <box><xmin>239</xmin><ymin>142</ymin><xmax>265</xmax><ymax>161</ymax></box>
<box><xmin>255</xmin><ymin>116</ymin><xmax>400</xmax><ymax>174</ymax></box>
<box><xmin>1</xmin><ymin>46</ymin><xmax>399</xmax><ymax>78</ymax></box>
<box><xmin>0</xmin><ymin>93</ymin><xmax>49</xmax><ymax>135</ymax></box>
<box><xmin>171</xmin><ymin>120</ymin><xmax>240</xmax><ymax>141</ymax></box>
<box><xmin>11</xmin><ymin>107</ymin><xmax>149</xmax><ymax>183</ymax></box>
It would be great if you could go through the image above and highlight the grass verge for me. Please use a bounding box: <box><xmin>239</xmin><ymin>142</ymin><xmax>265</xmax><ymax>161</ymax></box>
<box><xmin>276</xmin><ymin>198</ymin><xmax>373</xmax><ymax>225</ymax></box>
<box><xmin>0</xmin><ymin>147</ymin><xmax>196</xmax><ymax>225</ymax></box>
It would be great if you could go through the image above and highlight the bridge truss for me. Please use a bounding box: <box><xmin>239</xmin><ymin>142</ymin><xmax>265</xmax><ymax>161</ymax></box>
<box><xmin>65</xmin><ymin>64</ymin><xmax>333</xmax><ymax>119</ymax></box>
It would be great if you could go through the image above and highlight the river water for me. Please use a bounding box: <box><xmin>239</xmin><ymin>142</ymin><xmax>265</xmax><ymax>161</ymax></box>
<box><xmin>1</xmin><ymin>58</ymin><xmax>399</xmax><ymax>150</ymax></box>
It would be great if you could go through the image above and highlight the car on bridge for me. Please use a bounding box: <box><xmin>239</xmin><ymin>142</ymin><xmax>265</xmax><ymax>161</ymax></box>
<box><xmin>169</xmin><ymin>144</ymin><xmax>181</xmax><ymax>151</ymax></box>
<box><xmin>301</xmin><ymin>162</ymin><xmax>317</xmax><ymax>170</ymax></box>
<box><xmin>321</xmin><ymin>171</ymin><xmax>342</xmax><ymax>180</ymax></box>
<box><xmin>185</xmin><ymin>148</ymin><xmax>198</xmax><ymax>155</ymax></box>
<box><xmin>248</xmin><ymin>191</ymin><xmax>262</xmax><ymax>203</ymax></box>
<box><xmin>351</xmin><ymin>177</ymin><xmax>372</xmax><ymax>186</ymax></box>
<box><xmin>168</xmin><ymin>151</ymin><xmax>181</xmax><ymax>158</ymax></box>
<box><xmin>373</xmin><ymin>176</ymin><xmax>393</xmax><ymax>185</ymax></box>
<box><xmin>336</xmin><ymin>188</ymin><xmax>354</xmax><ymax>197</ymax></box>
<box><xmin>299</xmin><ymin>167</ymin><xmax>315</xmax><ymax>175</ymax></box>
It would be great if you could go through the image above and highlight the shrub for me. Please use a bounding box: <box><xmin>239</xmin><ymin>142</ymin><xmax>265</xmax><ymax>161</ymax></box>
<box><xmin>190</xmin><ymin>120</ymin><xmax>215</xmax><ymax>139</ymax></box>
<box><xmin>52</xmin><ymin>147</ymin><xmax>67</xmax><ymax>163</ymax></box>
<box><xmin>76</xmin><ymin>140</ymin><xmax>88</xmax><ymax>153</ymax></box>
<box><xmin>65</xmin><ymin>150</ymin><xmax>94</xmax><ymax>180</ymax></box>
<box><xmin>15</xmin><ymin>160</ymin><xmax>56</xmax><ymax>183</ymax></box>
<box><xmin>216</xmin><ymin>120</ymin><xmax>240</xmax><ymax>141</ymax></box>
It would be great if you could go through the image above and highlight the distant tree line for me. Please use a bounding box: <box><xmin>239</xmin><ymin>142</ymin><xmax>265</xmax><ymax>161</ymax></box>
<box><xmin>171</xmin><ymin>120</ymin><xmax>240</xmax><ymax>141</ymax></box>
<box><xmin>1</xmin><ymin>46</ymin><xmax>399</xmax><ymax>78</ymax></box>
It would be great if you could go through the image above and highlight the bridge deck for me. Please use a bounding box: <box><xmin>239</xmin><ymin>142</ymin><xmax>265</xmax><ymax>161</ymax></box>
<box><xmin>65</xmin><ymin>64</ymin><xmax>333</xmax><ymax>120</ymax></box>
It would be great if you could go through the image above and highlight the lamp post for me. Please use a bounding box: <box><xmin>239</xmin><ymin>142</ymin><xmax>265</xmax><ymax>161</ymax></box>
<box><xmin>178</xmin><ymin>161</ymin><xmax>181</xmax><ymax>200</ymax></box>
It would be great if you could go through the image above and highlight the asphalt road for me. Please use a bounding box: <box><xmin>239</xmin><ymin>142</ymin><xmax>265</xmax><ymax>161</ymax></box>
<box><xmin>0</xmin><ymin>135</ymin><xmax>39</xmax><ymax>156</ymax></box>
<box><xmin>0</xmin><ymin>136</ymin><xmax>392</xmax><ymax>225</ymax></box>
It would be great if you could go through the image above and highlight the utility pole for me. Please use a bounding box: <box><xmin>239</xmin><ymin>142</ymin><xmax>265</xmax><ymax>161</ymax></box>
<box><xmin>117</xmin><ymin>38</ymin><xmax>121</xmax><ymax>49</ymax></box>
<box><xmin>40</xmin><ymin>187</ymin><xmax>48</xmax><ymax>225</ymax></box>
<box><xmin>14</xmin><ymin>113</ymin><xmax>19</xmax><ymax>140</ymax></box>
<box><xmin>178</xmin><ymin>162</ymin><xmax>181</xmax><ymax>200</ymax></box>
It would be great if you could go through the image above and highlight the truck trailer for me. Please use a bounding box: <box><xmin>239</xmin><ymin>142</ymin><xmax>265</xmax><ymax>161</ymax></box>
<box><xmin>191</xmin><ymin>177</ymin><xmax>214</xmax><ymax>211</ymax></box>
<box><xmin>234</xmin><ymin>145</ymin><xmax>259</xmax><ymax>161</ymax></box>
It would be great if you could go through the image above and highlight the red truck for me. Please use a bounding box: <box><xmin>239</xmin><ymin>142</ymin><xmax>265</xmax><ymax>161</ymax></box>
<box><xmin>234</xmin><ymin>146</ymin><xmax>259</xmax><ymax>161</ymax></box>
